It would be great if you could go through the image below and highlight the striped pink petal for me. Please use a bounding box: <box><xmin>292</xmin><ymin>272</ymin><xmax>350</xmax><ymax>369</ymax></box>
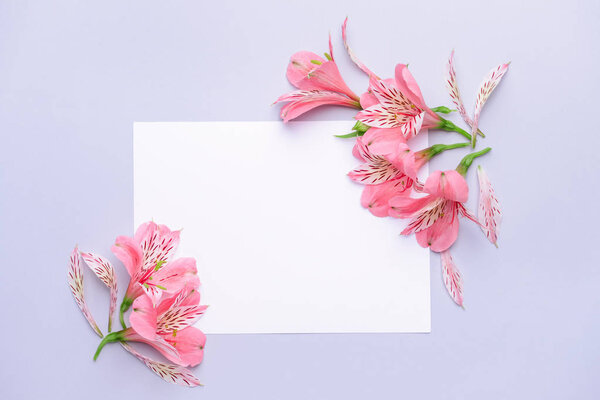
<box><xmin>81</xmin><ymin>252</ymin><xmax>118</xmax><ymax>332</ymax></box>
<box><xmin>400</xmin><ymin>112</ymin><xmax>425</xmax><ymax>139</ymax></box>
<box><xmin>348</xmin><ymin>140</ymin><xmax>405</xmax><ymax>184</ymax></box>
<box><xmin>369</xmin><ymin>78</ymin><xmax>415</xmax><ymax>114</ymax></box>
<box><xmin>471</xmin><ymin>62</ymin><xmax>510</xmax><ymax>146</ymax></box>
<box><xmin>477</xmin><ymin>165</ymin><xmax>501</xmax><ymax>246</ymax></box>
<box><xmin>121</xmin><ymin>343</ymin><xmax>202</xmax><ymax>387</ymax></box>
<box><xmin>445</xmin><ymin>50</ymin><xmax>473</xmax><ymax>127</ymax></box>
<box><xmin>341</xmin><ymin>17</ymin><xmax>378</xmax><ymax>79</ymax></box>
<box><xmin>441</xmin><ymin>250</ymin><xmax>463</xmax><ymax>307</ymax></box>
<box><xmin>135</xmin><ymin>222</ymin><xmax>181</xmax><ymax>277</ymax></box>
<box><xmin>157</xmin><ymin>305</ymin><xmax>209</xmax><ymax>334</ymax></box>
<box><xmin>355</xmin><ymin>104</ymin><xmax>413</xmax><ymax>128</ymax></box>
<box><xmin>68</xmin><ymin>246</ymin><xmax>102</xmax><ymax>337</ymax></box>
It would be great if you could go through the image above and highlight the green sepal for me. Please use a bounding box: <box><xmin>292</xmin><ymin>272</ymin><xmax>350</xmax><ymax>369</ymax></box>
<box><xmin>431</xmin><ymin>106</ymin><xmax>455</xmax><ymax>114</ymax></box>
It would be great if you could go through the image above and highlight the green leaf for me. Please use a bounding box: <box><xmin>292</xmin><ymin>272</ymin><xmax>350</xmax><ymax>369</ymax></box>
<box><xmin>335</xmin><ymin>131</ymin><xmax>360</xmax><ymax>138</ymax></box>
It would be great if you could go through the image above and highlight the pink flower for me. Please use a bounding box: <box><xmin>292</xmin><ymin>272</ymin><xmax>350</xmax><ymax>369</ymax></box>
<box><xmin>111</xmin><ymin>222</ymin><xmax>199</xmax><ymax>327</ymax></box>
<box><xmin>348</xmin><ymin>135</ymin><xmax>413</xmax><ymax>217</ymax></box>
<box><xmin>94</xmin><ymin>286</ymin><xmax>208</xmax><ymax>368</ymax></box>
<box><xmin>357</xmin><ymin>66</ymin><xmax>473</xmax><ymax>141</ymax></box>
<box><xmin>389</xmin><ymin>148</ymin><xmax>490</xmax><ymax>252</ymax></box>
<box><xmin>275</xmin><ymin>36</ymin><xmax>361</xmax><ymax>121</ymax></box>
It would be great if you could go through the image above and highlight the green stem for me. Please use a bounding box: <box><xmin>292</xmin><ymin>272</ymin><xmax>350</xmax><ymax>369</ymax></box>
<box><xmin>427</xmin><ymin>142</ymin><xmax>470</xmax><ymax>158</ymax></box>
<box><xmin>93</xmin><ymin>330</ymin><xmax>126</xmax><ymax>361</ymax></box>
<box><xmin>456</xmin><ymin>147</ymin><xmax>492</xmax><ymax>176</ymax></box>
<box><xmin>119</xmin><ymin>297</ymin><xmax>133</xmax><ymax>330</ymax></box>
<box><xmin>437</xmin><ymin>117</ymin><xmax>472</xmax><ymax>141</ymax></box>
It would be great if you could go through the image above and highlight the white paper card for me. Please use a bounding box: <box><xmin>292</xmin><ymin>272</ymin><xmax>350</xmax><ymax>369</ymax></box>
<box><xmin>134</xmin><ymin>121</ymin><xmax>430</xmax><ymax>334</ymax></box>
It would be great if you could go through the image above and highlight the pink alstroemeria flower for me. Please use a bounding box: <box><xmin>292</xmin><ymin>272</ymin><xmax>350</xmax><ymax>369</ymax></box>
<box><xmin>357</xmin><ymin>66</ymin><xmax>473</xmax><ymax>141</ymax></box>
<box><xmin>275</xmin><ymin>35</ymin><xmax>361</xmax><ymax>121</ymax></box>
<box><xmin>94</xmin><ymin>286</ymin><xmax>208</xmax><ymax>368</ymax></box>
<box><xmin>111</xmin><ymin>222</ymin><xmax>199</xmax><ymax>328</ymax></box>
<box><xmin>389</xmin><ymin>148</ymin><xmax>491</xmax><ymax>252</ymax></box>
<box><xmin>348</xmin><ymin>135</ymin><xmax>414</xmax><ymax>217</ymax></box>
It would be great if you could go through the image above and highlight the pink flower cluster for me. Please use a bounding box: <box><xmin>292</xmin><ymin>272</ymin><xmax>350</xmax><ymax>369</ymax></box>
<box><xmin>68</xmin><ymin>222</ymin><xmax>206</xmax><ymax>387</ymax></box>
<box><xmin>276</xmin><ymin>19</ymin><xmax>508</xmax><ymax>306</ymax></box>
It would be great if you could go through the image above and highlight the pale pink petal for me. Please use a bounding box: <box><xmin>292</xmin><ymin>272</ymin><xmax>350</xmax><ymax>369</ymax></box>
<box><xmin>445</xmin><ymin>50</ymin><xmax>473</xmax><ymax>126</ymax></box>
<box><xmin>165</xmin><ymin>327</ymin><xmax>207</xmax><ymax>367</ymax></box>
<box><xmin>295</xmin><ymin>61</ymin><xmax>359</xmax><ymax>101</ymax></box>
<box><xmin>129</xmin><ymin>294</ymin><xmax>158</xmax><ymax>340</ymax></box>
<box><xmin>157</xmin><ymin>304</ymin><xmax>208</xmax><ymax>334</ymax></box>
<box><xmin>153</xmin><ymin>257</ymin><xmax>200</xmax><ymax>296</ymax></box>
<box><xmin>477</xmin><ymin>165</ymin><xmax>502</xmax><ymax>246</ymax></box>
<box><xmin>359</xmin><ymin>90</ymin><xmax>378</xmax><ymax>109</ymax></box>
<box><xmin>360</xmin><ymin>178</ymin><xmax>413</xmax><ymax>217</ymax></box>
<box><xmin>415</xmin><ymin>201</ymin><xmax>460</xmax><ymax>252</ymax></box>
<box><xmin>121</xmin><ymin>343</ymin><xmax>202</xmax><ymax>387</ymax></box>
<box><xmin>341</xmin><ymin>17</ymin><xmax>378</xmax><ymax>78</ymax></box>
<box><xmin>68</xmin><ymin>246</ymin><xmax>102</xmax><ymax>337</ymax></box>
<box><xmin>275</xmin><ymin>90</ymin><xmax>359</xmax><ymax>122</ymax></box>
<box><xmin>80</xmin><ymin>252</ymin><xmax>118</xmax><ymax>332</ymax></box>
<box><xmin>389</xmin><ymin>194</ymin><xmax>437</xmax><ymax>219</ymax></box>
<box><xmin>471</xmin><ymin>62</ymin><xmax>510</xmax><ymax>146</ymax></box>
<box><xmin>352</xmin><ymin>127</ymin><xmax>406</xmax><ymax>160</ymax></box>
<box><xmin>441</xmin><ymin>250</ymin><xmax>464</xmax><ymax>307</ymax></box>
<box><xmin>111</xmin><ymin>236</ymin><xmax>142</xmax><ymax>277</ymax></box>
<box><xmin>286</xmin><ymin>51</ymin><xmax>324</xmax><ymax>88</ymax></box>
<box><xmin>423</xmin><ymin>170</ymin><xmax>469</xmax><ymax>203</ymax></box>
<box><xmin>394</xmin><ymin>64</ymin><xmax>428</xmax><ymax>111</ymax></box>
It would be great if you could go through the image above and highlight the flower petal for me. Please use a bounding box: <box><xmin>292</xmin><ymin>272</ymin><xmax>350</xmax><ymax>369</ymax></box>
<box><xmin>275</xmin><ymin>90</ymin><xmax>359</xmax><ymax>122</ymax></box>
<box><xmin>68</xmin><ymin>246</ymin><xmax>102</xmax><ymax>337</ymax></box>
<box><xmin>166</xmin><ymin>327</ymin><xmax>207</xmax><ymax>367</ymax></box>
<box><xmin>341</xmin><ymin>17</ymin><xmax>378</xmax><ymax>78</ymax></box>
<box><xmin>355</xmin><ymin>104</ymin><xmax>413</xmax><ymax>129</ymax></box>
<box><xmin>400</xmin><ymin>198</ymin><xmax>446</xmax><ymax>235</ymax></box>
<box><xmin>423</xmin><ymin>170</ymin><xmax>469</xmax><ymax>203</ymax></box>
<box><xmin>157</xmin><ymin>305</ymin><xmax>208</xmax><ymax>334</ymax></box>
<box><xmin>471</xmin><ymin>62</ymin><xmax>510</xmax><ymax>146</ymax></box>
<box><xmin>399</xmin><ymin>111</ymin><xmax>425</xmax><ymax>139</ymax></box>
<box><xmin>295</xmin><ymin>61</ymin><xmax>359</xmax><ymax>101</ymax></box>
<box><xmin>130</xmin><ymin>294</ymin><xmax>158</xmax><ymax>340</ymax></box>
<box><xmin>286</xmin><ymin>51</ymin><xmax>324</xmax><ymax>88</ymax></box>
<box><xmin>136</xmin><ymin>222</ymin><xmax>181</xmax><ymax>276</ymax></box>
<box><xmin>111</xmin><ymin>235</ymin><xmax>142</xmax><ymax>277</ymax></box>
<box><xmin>348</xmin><ymin>140</ymin><xmax>406</xmax><ymax>184</ymax></box>
<box><xmin>415</xmin><ymin>201</ymin><xmax>460</xmax><ymax>252</ymax></box>
<box><xmin>441</xmin><ymin>250</ymin><xmax>464</xmax><ymax>307</ymax></box>
<box><xmin>80</xmin><ymin>252</ymin><xmax>118</xmax><ymax>332</ymax></box>
<box><xmin>388</xmin><ymin>194</ymin><xmax>436</xmax><ymax>219</ymax></box>
<box><xmin>477</xmin><ymin>165</ymin><xmax>502</xmax><ymax>246</ymax></box>
<box><xmin>121</xmin><ymin>343</ymin><xmax>202</xmax><ymax>387</ymax></box>
<box><xmin>369</xmin><ymin>77</ymin><xmax>415</xmax><ymax>113</ymax></box>
<box><xmin>360</xmin><ymin>178</ymin><xmax>413</xmax><ymax>217</ymax></box>
<box><xmin>445</xmin><ymin>50</ymin><xmax>473</xmax><ymax>127</ymax></box>
<box><xmin>394</xmin><ymin>64</ymin><xmax>428</xmax><ymax>111</ymax></box>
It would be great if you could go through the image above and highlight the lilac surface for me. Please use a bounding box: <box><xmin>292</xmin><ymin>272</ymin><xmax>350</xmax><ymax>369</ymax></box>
<box><xmin>1</xmin><ymin>0</ymin><xmax>599</xmax><ymax>398</ymax></box>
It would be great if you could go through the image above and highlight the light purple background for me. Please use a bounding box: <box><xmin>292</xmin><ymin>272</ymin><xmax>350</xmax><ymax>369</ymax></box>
<box><xmin>1</xmin><ymin>1</ymin><xmax>599</xmax><ymax>399</ymax></box>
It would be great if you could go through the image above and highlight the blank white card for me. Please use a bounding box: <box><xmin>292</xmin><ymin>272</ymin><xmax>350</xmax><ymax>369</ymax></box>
<box><xmin>134</xmin><ymin>121</ymin><xmax>430</xmax><ymax>334</ymax></box>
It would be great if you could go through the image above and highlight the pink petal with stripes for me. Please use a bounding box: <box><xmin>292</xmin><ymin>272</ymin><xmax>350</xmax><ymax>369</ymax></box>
<box><xmin>341</xmin><ymin>17</ymin><xmax>378</xmax><ymax>78</ymax></box>
<box><xmin>348</xmin><ymin>140</ymin><xmax>405</xmax><ymax>184</ymax></box>
<box><xmin>441</xmin><ymin>250</ymin><xmax>464</xmax><ymax>307</ymax></box>
<box><xmin>80</xmin><ymin>252</ymin><xmax>118</xmax><ymax>332</ymax></box>
<box><xmin>445</xmin><ymin>50</ymin><xmax>473</xmax><ymax>126</ymax></box>
<box><xmin>471</xmin><ymin>62</ymin><xmax>510</xmax><ymax>146</ymax></box>
<box><xmin>157</xmin><ymin>305</ymin><xmax>209</xmax><ymax>334</ymax></box>
<box><xmin>68</xmin><ymin>246</ymin><xmax>102</xmax><ymax>337</ymax></box>
<box><xmin>477</xmin><ymin>165</ymin><xmax>502</xmax><ymax>246</ymax></box>
<box><xmin>400</xmin><ymin>112</ymin><xmax>425</xmax><ymax>139</ymax></box>
<box><xmin>121</xmin><ymin>343</ymin><xmax>202</xmax><ymax>387</ymax></box>
<box><xmin>275</xmin><ymin>90</ymin><xmax>360</xmax><ymax>122</ymax></box>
